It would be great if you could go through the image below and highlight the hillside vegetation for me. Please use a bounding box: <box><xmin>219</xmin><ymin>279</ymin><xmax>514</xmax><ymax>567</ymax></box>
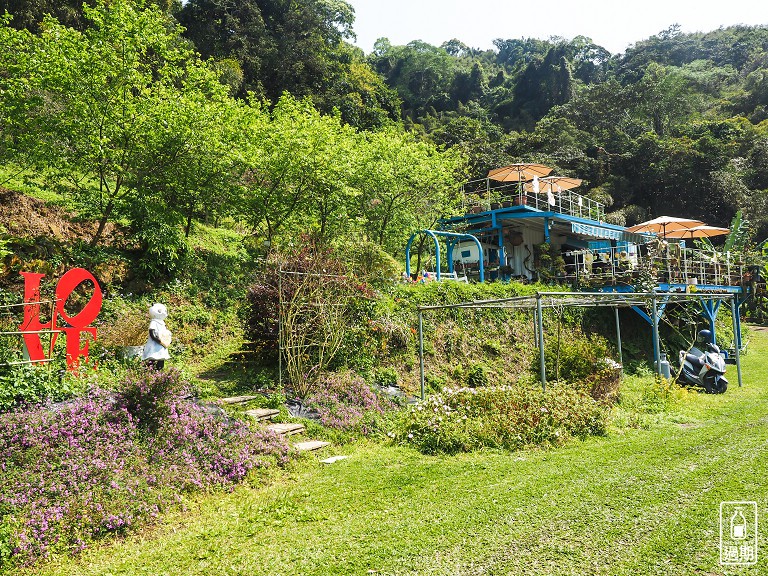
<box><xmin>18</xmin><ymin>330</ymin><xmax>768</xmax><ymax>576</ymax></box>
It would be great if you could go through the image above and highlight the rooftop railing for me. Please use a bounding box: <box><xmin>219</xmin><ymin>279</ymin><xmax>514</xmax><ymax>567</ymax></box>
<box><xmin>461</xmin><ymin>178</ymin><xmax>606</xmax><ymax>222</ymax></box>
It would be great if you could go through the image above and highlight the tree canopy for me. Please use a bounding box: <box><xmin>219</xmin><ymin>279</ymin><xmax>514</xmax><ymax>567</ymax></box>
<box><xmin>3</xmin><ymin>0</ymin><xmax>768</xmax><ymax>265</ymax></box>
<box><xmin>0</xmin><ymin>0</ymin><xmax>464</xmax><ymax>279</ymax></box>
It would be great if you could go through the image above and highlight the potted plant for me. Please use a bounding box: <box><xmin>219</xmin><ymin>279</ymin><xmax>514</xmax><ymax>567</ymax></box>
<box><xmin>534</xmin><ymin>243</ymin><xmax>565</xmax><ymax>282</ymax></box>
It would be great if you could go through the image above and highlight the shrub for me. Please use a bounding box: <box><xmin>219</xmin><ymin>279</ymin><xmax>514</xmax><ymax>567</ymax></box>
<box><xmin>306</xmin><ymin>371</ymin><xmax>393</xmax><ymax>433</ymax></box>
<box><xmin>391</xmin><ymin>384</ymin><xmax>607</xmax><ymax>455</ymax></box>
<box><xmin>366</xmin><ymin>313</ymin><xmax>414</xmax><ymax>352</ymax></box>
<box><xmin>389</xmin><ymin>392</ymin><xmax>482</xmax><ymax>454</ymax></box>
<box><xmin>118</xmin><ymin>368</ymin><xmax>190</xmax><ymax>433</ymax></box>
<box><xmin>466</xmin><ymin>363</ymin><xmax>489</xmax><ymax>388</ymax></box>
<box><xmin>245</xmin><ymin>238</ymin><xmax>374</xmax><ymax>398</ymax></box>
<box><xmin>129</xmin><ymin>200</ymin><xmax>189</xmax><ymax>282</ymax></box>
<box><xmin>481</xmin><ymin>339</ymin><xmax>502</xmax><ymax>356</ymax></box>
<box><xmin>345</xmin><ymin>241</ymin><xmax>401</xmax><ymax>287</ymax></box>
<box><xmin>642</xmin><ymin>375</ymin><xmax>689</xmax><ymax>413</ymax></box>
<box><xmin>373</xmin><ymin>367</ymin><xmax>399</xmax><ymax>388</ymax></box>
<box><xmin>0</xmin><ymin>371</ymin><xmax>292</xmax><ymax>568</ymax></box>
<box><xmin>96</xmin><ymin>300</ymin><xmax>148</xmax><ymax>348</ymax></box>
<box><xmin>541</xmin><ymin>331</ymin><xmax>613</xmax><ymax>383</ymax></box>
<box><xmin>425</xmin><ymin>372</ymin><xmax>446</xmax><ymax>393</ymax></box>
<box><xmin>575</xmin><ymin>358</ymin><xmax>623</xmax><ymax>405</ymax></box>
<box><xmin>0</xmin><ymin>362</ymin><xmax>87</xmax><ymax>412</ymax></box>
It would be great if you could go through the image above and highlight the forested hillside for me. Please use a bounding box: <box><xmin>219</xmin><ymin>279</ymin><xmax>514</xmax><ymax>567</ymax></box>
<box><xmin>367</xmin><ymin>25</ymin><xmax>768</xmax><ymax>235</ymax></box>
<box><xmin>2</xmin><ymin>0</ymin><xmax>768</xmax><ymax>261</ymax></box>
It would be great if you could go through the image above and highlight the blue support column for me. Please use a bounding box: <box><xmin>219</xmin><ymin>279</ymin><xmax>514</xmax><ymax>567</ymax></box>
<box><xmin>631</xmin><ymin>306</ymin><xmax>652</xmax><ymax>324</ymax></box>
<box><xmin>651</xmin><ymin>295</ymin><xmax>661</xmax><ymax>373</ymax></box>
<box><xmin>544</xmin><ymin>217</ymin><xmax>551</xmax><ymax>243</ymax></box>
<box><xmin>447</xmin><ymin>239</ymin><xmax>456</xmax><ymax>274</ymax></box>
<box><xmin>699</xmin><ymin>299</ymin><xmax>721</xmax><ymax>345</ymax></box>
<box><xmin>498</xmin><ymin>227</ymin><xmax>505</xmax><ymax>275</ymax></box>
<box><xmin>404</xmin><ymin>234</ymin><xmax>416</xmax><ymax>278</ymax></box>
<box><xmin>730</xmin><ymin>296</ymin><xmax>743</xmax><ymax>387</ymax></box>
<box><xmin>631</xmin><ymin>295</ymin><xmax>670</xmax><ymax>370</ymax></box>
<box><xmin>733</xmin><ymin>294</ymin><xmax>745</xmax><ymax>350</ymax></box>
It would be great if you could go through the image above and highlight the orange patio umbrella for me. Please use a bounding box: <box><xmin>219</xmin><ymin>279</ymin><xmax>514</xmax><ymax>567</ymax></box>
<box><xmin>663</xmin><ymin>225</ymin><xmax>730</xmax><ymax>239</ymax></box>
<box><xmin>487</xmin><ymin>163</ymin><xmax>552</xmax><ymax>182</ymax></box>
<box><xmin>523</xmin><ymin>176</ymin><xmax>582</xmax><ymax>193</ymax></box>
<box><xmin>626</xmin><ymin>216</ymin><xmax>705</xmax><ymax>237</ymax></box>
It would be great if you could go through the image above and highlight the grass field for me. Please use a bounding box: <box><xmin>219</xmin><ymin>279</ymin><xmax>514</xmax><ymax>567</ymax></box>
<box><xmin>26</xmin><ymin>329</ymin><xmax>768</xmax><ymax>575</ymax></box>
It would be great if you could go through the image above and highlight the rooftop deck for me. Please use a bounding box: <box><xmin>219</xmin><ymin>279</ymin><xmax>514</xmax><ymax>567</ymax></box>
<box><xmin>434</xmin><ymin>178</ymin><xmax>753</xmax><ymax>291</ymax></box>
<box><xmin>462</xmin><ymin>178</ymin><xmax>606</xmax><ymax>222</ymax></box>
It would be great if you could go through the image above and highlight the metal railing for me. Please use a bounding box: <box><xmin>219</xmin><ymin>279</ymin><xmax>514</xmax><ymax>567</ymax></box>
<box><xmin>461</xmin><ymin>178</ymin><xmax>605</xmax><ymax>222</ymax></box>
<box><xmin>561</xmin><ymin>244</ymin><xmax>747</xmax><ymax>287</ymax></box>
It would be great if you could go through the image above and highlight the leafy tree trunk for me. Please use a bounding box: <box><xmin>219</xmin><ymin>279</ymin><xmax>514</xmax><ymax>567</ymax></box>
<box><xmin>91</xmin><ymin>199</ymin><xmax>114</xmax><ymax>247</ymax></box>
<box><xmin>185</xmin><ymin>200</ymin><xmax>194</xmax><ymax>238</ymax></box>
<box><xmin>415</xmin><ymin>234</ymin><xmax>427</xmax><ymax>274</ymax></box>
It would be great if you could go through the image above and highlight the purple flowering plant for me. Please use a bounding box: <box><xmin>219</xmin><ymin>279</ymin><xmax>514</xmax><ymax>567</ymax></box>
<box><xmin>0</xmin><ymin>369</ymin><xmax>291</xmax><ymax>569</ymax></box>
<box><xmin>306</xmin><ymin>371</ymin><xmax>393</xmax><ymax>434</ymax></box>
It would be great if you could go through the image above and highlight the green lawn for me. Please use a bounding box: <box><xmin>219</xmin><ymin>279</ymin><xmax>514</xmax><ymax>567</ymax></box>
<box><xmin>27</xmin><ymin>329</ymin><xmax>768</xmax><ymax>575</ymax></box>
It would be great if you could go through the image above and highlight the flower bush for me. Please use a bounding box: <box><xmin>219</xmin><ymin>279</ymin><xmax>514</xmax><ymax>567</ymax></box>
<box><xmin>0</xmin><ymin>370</ymin><xmax>291</xmax><ymax>568</ymax></box>
<box><xmin>306</xmin><ymin>371</ymin><xmax>393</xmax><ymax>433</ymax></box>
<box><xmin>391</xmin><ymin>384</ymin><xmax>607</xmax><ymax>455</ymax></box>
<box><xmin>541</xmin><ymin>331</ymin><xmax>613</xmax><ymax>384</ymax></box>
<box><xmin>575</xmin><ymin>358</ymin><xmax>623</xmax><ymax>405</ymax></box>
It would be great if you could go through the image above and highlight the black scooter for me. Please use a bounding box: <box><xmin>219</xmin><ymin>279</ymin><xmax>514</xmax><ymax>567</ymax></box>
<box><xmin>678</xmin><ymin>329</ymin><xmax>728</xmax><ymax>394</ymax></box>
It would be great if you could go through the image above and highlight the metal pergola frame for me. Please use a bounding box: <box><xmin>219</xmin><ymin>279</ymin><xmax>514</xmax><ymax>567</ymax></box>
<box><xmin>416</xmin><ymin>291</ymin><xmax>744</xmax><ymax>398</ymax></box>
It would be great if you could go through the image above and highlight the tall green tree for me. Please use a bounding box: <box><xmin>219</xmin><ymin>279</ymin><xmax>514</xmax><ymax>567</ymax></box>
<box><xmin>0</xmin><ymin>0</ymin><xmax>180</xmax><ymax>31</ymax></box>
<box><xmin>0</xmin><ymin>0</ymin><xmax>233</xmax><ymax>248</ymax></box>
<box><xmin>369</xmin><ymin>40</ymin><xmax>457</xmax><ymax>119</ymax></box>
<box><xmin>178</xmin><ymin>0</ymin><xmax>399</xmax><ymax>129</ymax></box>
<box><xmin>237</xmin><ymin>95</ymin><xmax>360</xmax><ymax>245</ymax></box>
<box><xmin>353</xmin><ymin>129</ymin><xmax>465</xmax><ymax>252</ymax></box>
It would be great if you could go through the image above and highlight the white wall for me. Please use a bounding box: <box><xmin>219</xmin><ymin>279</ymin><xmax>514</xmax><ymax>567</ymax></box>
<box><xmin>504</xmin><ymin>227</ymin><xmax>546</xmax><ymax>279</ymax></box>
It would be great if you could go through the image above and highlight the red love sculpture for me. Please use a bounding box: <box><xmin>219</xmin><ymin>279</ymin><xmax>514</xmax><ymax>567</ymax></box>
<box><xmin>18</xmin><ymin>268</ymin><xmax>102</xmax><ymax>371</ymax></box>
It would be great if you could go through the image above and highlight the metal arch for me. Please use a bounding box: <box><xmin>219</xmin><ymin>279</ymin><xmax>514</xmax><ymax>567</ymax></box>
<box><xmin>405</xmin><ymin>230</ymin><xmax>440</xmax><ymax>280</ymax></box>
<box><xmin>405</xmin><ymin>230</ymin><xmax>485</xmax><ymax>282</ymax></box>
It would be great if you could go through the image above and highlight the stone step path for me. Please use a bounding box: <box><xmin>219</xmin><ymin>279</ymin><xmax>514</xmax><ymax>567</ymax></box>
<box><xmin>266</xmin><ymin>422</ymin><xmax>306</xmax><ymax>436</ymax></box>
<box><xmin>320</xmin><ymin>455</ymin><xmax>348</xmax><ymax>464</ymax></box>
<box><xmin>244</xmin><ymin>408</ymin><xmax>280</xmax><ymax>421</ymax></box>
<box><xmin>293</xmin><ymin>440</ymin><xmax>330</xmax><ymax>452</ymax></box>
<box><xmin>219</xmin><ymin>395</ymin><xmax>261</xmax><ymax>405</ymax></box>
<box><xmin>220</xmin><ymin>401</ymin><xmax>331</xmax><ymax>453</ymax></box>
